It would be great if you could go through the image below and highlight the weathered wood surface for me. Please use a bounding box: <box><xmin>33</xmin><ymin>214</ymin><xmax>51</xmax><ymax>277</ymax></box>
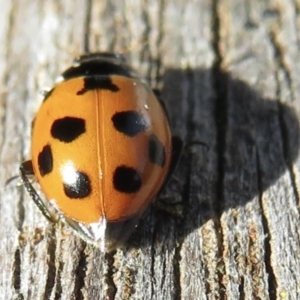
<box><xmin>1</xmin><ymin>0</ymin><xmax>300</xmax><ymax>299</ymax></box>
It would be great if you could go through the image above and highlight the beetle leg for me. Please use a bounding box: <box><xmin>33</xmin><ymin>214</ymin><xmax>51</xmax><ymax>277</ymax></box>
<box><xmin>153</xmin><ymin>136</ymin><xmax>184</xmax><ymax>217</ymax></box>
<box><xmin>152</xmin><ymin>89</ymin><xmax>171</xmax><ymax>122</ymax></box>
<box><xmin>20</xmin><ymin>160</ymin><xmax>59</xmax><ymax>222</ymax></box>
<box><xmin>158</xmin><ymin>136</ymin><xmax>183</xmax><ymax>193</ymax></box>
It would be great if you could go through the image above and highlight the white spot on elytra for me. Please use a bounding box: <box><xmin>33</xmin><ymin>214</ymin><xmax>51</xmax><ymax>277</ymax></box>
<box><xmin>61</xmin><ymin>162</ymin><xmax>78</xmax><ymax>185</ymax></box>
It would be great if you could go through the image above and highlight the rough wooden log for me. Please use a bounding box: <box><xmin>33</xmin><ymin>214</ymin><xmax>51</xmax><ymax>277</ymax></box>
<box><xmin>1</xmin><ymin>0</ymin><xmax>300</xmax><ymax>299</ymax></box>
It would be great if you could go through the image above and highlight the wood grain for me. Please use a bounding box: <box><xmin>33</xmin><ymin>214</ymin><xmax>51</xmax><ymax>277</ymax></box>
<box><xmin>1</xmin><ymin>0</ymin><xmax>300</xmax><ymax>299</ymax></box>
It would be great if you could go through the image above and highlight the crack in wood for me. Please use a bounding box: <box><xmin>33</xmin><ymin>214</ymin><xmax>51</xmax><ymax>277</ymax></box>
<box><xmin>172</xmin><ymin>235</ymin><xmax>182</xmax><ymax>299</ymax></box>
<box><xmin>12</xmin><ymin>187</ymin><xmax>25</xmax><ymax>232</ymax></box>
<box><xmin>155</xmin><ymin>0</ymin><xmax>165</xmax><ymax>89</ymax></box>
<box><xmin>255</xmin><ymin>148</ymin><xmax>277</xmax><ymax>299</ymax></box>
<box><xmin>103</xmin><ymin>252</ymin><xmax>117</xmax><ymax>299</ymax></box>
<box><xmin>172</xmin><ymin>151</ymin><xmax>193</xmax><ymax>298</ymax></box>
<box><xmin>239</xmin><ymin>276</ymin><xmax>245</xmax><ymax>300</ymax></box>
<box><xmin>44</xmin><ymin>228</ymin><xmax>57</xmax><ymax>300</ymax></box>
<box><xmin>211</xmin><ymin>0</ymin><xmax>227</xmax><ymax>298</ymax></box>
<box><xmin>150</xmin><ymin>230</ymin><xmax>156</xmax><ymax>298</ymax></box>
<box><xmin>73</xmin><ymin>244</ymin><xmax>88</xmax><ymax>300</ymax></box>
<box><xmin>12</xmin><ymin>248</ymin><xmax>22</xmax><ymax>293</ymax></box>
<box><xmin>233</xmin><ymin>227</ymin><xmax>247</xmax><ymax>298</ymax></box>
<box><xmin>53</xmin><ymin>260</ymin><xmax>63</xmax><ymax>300</ymax></box>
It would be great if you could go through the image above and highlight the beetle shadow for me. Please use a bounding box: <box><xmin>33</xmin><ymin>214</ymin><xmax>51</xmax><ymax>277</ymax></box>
<box><xmin>126</xmin><ymin>67</ymin><xmax>300</xmax><ymax>251</ymax></box>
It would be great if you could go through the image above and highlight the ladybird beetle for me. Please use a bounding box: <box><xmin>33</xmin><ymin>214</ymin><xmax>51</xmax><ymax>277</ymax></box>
<box><xmin>20</xmin><ymin>53</ymin><xmax>182</xmax><ymax>251</ymax></box>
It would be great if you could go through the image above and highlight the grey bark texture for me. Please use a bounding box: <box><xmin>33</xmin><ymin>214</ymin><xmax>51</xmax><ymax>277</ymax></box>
<box><xmin>0</xmin><ymin>0</ymin><xmax>300</xmax><ymax>299</ymax></box>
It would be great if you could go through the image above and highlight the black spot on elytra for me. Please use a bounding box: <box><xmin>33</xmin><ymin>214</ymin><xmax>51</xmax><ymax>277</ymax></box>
<box><xmin>113</xmin><ymin>166</ymin><xmax>141</xmax><ymax>194</ymax></box>
<box><xmin>38</xmin><ymin>145</ymin><xmax>53</xmax><ymax>176</ymax></box>
<box><xmin>51</xmin><ymin>117</ymin><xmax>85</xmax><ymax>143</ymax></box>
<box><xmin>149</xmin><ymin>134</ymin><xmax>166</xmax><ymax>167</ymax></box>
<box><xmin>77</xmin><ymin>77</ymin><xmax>119</xmax><ymax>95</ymax></box>
<box><xmin>63</xmin><ymin>171</ymin><xmax>91</xmax><ymax>198</ymax></box>
<box><xmin>112</xmin><ymin>111</ymin><xmax>149</xmax><ymax>137</ymax></box>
